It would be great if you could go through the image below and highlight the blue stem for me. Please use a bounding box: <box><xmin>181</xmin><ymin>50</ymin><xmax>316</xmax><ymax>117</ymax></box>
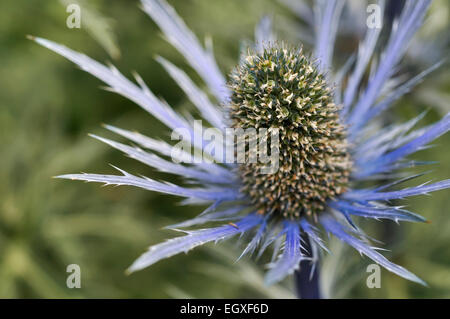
<box><xmin>294</xmin><ymin>234</ymin><xmax>321</xmax><ymax>299</ymax></box>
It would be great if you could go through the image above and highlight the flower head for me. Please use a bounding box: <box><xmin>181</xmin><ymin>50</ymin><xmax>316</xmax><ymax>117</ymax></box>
<box><xmin>230</xmin><ymin>45</ymin><xmax>351</xmax><ymax>218</ymax></box>
<box><xmin>32</xmin><ymin>0</ymin><xmax>449</xmax><ymax>288</ymax></box>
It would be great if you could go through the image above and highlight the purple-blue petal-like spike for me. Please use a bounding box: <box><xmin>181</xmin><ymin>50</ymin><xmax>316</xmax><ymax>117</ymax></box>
<box><xmin>156</xmin><ymin>56</ymin><xmax>226</xmax><ymax>130</ymax></box>
<box><xmin>354</xmin><ymin>112</ymin><xmax>428</xmax><ymax>164</ymax></box>
<box><xmin>104</xmin><ymin>124</ymin><xmax>233</xmax><ymax>178</ymax></box>
<box><xmin>348</xmin><ymin>0</ymin><xmax>431</xmax><ymax>127</ymax></box>
<box><xmin>256</xmin><ymin>223</ymin><xmax>285</xmax><ymax>260</ymax></box>
<box><xmin>141</xmin><ymin>0</ymin><xmax>229</xmax><ymax>102</ymax></box>
<box><xmin>342</xmin><ymin>0</ymin><xmax>384</xmax><ymax>116</ymax></box>
<box><xmin>265</xmin><ymin>221</ymin><xmax>304</xmax><ymax>285</ymax></box>
<box><xmin>320</xmin><ymin>215</ymin><xmax>426</xmax><ymax>285</ymax></box>
<box><xmin>299</xmin><ymin>219</ymin><xmax>329</xmax><ymax>252</ymax></box>
<box><xmin>358</xmin><ymin>113</ymin><xmax>450</xmax><ymax>177</ymax></box>
<box><xmin>344</xmin><ymin>179</ymin><xmax>450</xmax><ymax>201</ymax></box>
<box><xmin>372</xmin><ymin>172</ymin><xmax>430</xmax><ymax>192</ymax></box>
<box><xmin>127</xmin><ymin>213</ymin><xmax>263</xmax><ymax>273</ymax></box>
<box><xmin>31</xmin><ymin>37</ymin><xmax>192</xmax><ymax>136</ymax></box>
<box><xmin>89</xmin><ymin>134</ymin><xmax>231</xmax><ymax>184</ymax></box>
<box><xmin>314</xmin><ymin>0</ymin><xmax>344</xmax><ymax>72</ymax></box>
<box><xmin>374</xmin><ymin>113</ymin><xmax>449</xmax><ymax>164</ymax></box>
<box><xmin>166</xmin><ymin>205</ymin><xmax>247</xmax><ymax>230</ymax></box>
<box><xmin>238</xmin><ymin>218</ymin><xmax>268</xmax><ymax>260</ymax></box>
<box><xmin>362</xmin><ymin>61</ymin><xmax>444</xmax><ymax>126</ymax></box>
<box><xmin>333</xmin><ymin>54</ymin><xmax>356</xmax><ymax>105</ymax></box>
<box><xmin>56</xmin><ymin>166</ymin><xmax>242</xmax><ymax>202</ymax></box>
<box><xmin>330</xmin><ymin>200</ymin><xmax>426</xmax><ymax>223</ymax></box>
<box><xmin>33</xmin><ymin>36</ymin><xmax>226</xmax><ymax>167</ymax></box>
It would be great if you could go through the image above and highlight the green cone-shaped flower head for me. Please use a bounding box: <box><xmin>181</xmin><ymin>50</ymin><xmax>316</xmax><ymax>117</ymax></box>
<box><xmin>229</xmin><ymin>44</ymin><xmax>351</xmax><ymax>219</ymax></box>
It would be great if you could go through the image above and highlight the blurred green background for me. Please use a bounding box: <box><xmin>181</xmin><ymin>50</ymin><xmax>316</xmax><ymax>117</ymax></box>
<box><xmin>0</xmin><ymin>0</ymin><xmax>448</xmax><ymax>298</ymax></box>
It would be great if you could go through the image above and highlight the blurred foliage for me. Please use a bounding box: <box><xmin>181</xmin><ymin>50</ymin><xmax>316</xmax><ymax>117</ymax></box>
<box><xmin>0</xmin><ymin>0</ymin><xmax>448</xmax><ymax>298</ymax></box>
<box><xmin>59</xmin><ymin>0</ymin><xmax>121</xmax><ymax>59</ymax></box>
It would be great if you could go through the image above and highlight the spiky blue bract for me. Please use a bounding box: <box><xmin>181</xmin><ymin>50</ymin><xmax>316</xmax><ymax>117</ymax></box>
<box><xmin>265</xmin><ymin>221</ymin><xmax>304</xmax><ymax>285</ymax></box>
<box><xmin>320</xmin><ymin>216</ymin><xmax>426</xmax><ymax>285</ymax></box>
<box><xmin>34</xmin><ymin>0</ymin><xmax>449</xmax><ymax>287</ymax></box>
<box><xmin>313</xmin><ymin>0</ymin><xmax>344</xmax><ymax>72</ymax></box>
<box><xmin>347</xmin><ymin>0</ymin><xmax>432</xmax><ymax>130</ymax></box>
<box><xmin>127</xmin><ymin>213</ymin><xmax>263</xmax><ymax>273</ymax></box>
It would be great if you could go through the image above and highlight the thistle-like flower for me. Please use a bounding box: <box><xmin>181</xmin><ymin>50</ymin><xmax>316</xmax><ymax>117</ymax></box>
<box><xmin>32</xmin><ymin>0</ymin><xmax>449</xmax><ymax>293</ymax></box>
<box><xmin>230</xmin><ymin>45</ymin><xmax>352</xmax><ymax>219</ymax></box>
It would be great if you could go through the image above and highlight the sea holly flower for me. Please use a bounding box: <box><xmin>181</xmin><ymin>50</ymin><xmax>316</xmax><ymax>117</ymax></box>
<box><xmin>31</xmin><ymin>0</ymin><xmax>449</xmax><ymax>296</ymax></box>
